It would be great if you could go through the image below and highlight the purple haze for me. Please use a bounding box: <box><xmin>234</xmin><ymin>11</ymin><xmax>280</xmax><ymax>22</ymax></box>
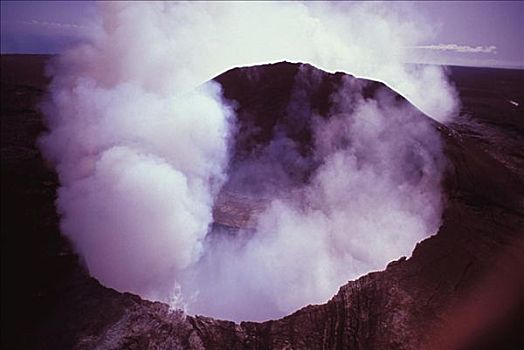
<box><xmin>1</xmin><ymin>1</ymin><xmax>523</xmax><ymax>68</ymax></box>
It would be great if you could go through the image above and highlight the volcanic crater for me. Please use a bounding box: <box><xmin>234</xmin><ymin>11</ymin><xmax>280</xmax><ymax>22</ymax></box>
<box><xmin>1</xmin><ymin>55</ymin><xmax>524</xmax><ymax>349</ymax></box>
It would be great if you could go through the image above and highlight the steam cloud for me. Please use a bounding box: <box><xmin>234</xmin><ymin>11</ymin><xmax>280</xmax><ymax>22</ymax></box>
<box><xmin>40</xmin><ymin>2</ymin><xmax>457</xmax><ymax>321</ymax></box>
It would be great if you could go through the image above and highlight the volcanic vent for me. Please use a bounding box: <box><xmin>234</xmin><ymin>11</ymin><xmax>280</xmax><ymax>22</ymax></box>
<box><xmin>39</xmin><ymin>55</ymin><xmax>448</xmax><ymax>322</ymax></box>
<box><xmin>184</xmin><ymin>62</ymin><xmax>446</xmax><ymax>321</ymax></box>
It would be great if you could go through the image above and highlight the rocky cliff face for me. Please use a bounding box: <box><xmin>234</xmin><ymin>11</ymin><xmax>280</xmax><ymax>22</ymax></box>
<box><xmin>1</xmin><ymin>55</ymin><xmax>523</xmax><ymax>349</ymax></box>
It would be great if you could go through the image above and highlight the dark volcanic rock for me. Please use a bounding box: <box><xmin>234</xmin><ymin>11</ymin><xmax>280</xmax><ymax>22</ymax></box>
<box><xmin>1</xmin><ymin>55</ymin><xmax>523</xmax><ymax>349</ymax></box>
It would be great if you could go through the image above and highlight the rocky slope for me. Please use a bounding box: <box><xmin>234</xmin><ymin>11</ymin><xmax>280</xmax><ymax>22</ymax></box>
<box><xmin>1</xmin><ymin>55</ymin><xmax>523</xmax><ymax>349</ymax></box>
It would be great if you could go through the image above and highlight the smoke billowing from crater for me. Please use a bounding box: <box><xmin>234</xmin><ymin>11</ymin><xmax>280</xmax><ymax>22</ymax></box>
<box><xmin>40</xmin><ymin>2</ymin><xmax>457</xmax><ymax>321</ymax></box>
<box><xmin>186</xmin><ymin>68</ymin><xmax>446</xmax><ymax>320</ymax></box>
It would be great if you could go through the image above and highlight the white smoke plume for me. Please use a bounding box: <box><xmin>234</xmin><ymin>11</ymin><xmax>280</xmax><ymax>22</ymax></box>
<box><xmin>40</xmin><ymin>2</ymin><xmax>457</xmax><ymax>321</ymax></box>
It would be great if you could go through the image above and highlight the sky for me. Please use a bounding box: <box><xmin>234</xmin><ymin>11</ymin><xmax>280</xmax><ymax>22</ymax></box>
<box><xmin>1</xmin><ymin>1</ymin><xmax>523</xmax><ymax>68</ymax></box>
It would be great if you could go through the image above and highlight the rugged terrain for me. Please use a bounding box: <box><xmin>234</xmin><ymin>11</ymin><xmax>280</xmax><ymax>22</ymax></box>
<box><xmin>1</xmin><ymin>55</ymin><xmax>523</xmax><ymax>349</ymax></box>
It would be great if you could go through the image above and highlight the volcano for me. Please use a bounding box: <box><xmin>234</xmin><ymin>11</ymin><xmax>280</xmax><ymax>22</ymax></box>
<box><xmin>1</xmin><ymin>55</ymin><xmax>523</xmax><ymax>349</ymax></box>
